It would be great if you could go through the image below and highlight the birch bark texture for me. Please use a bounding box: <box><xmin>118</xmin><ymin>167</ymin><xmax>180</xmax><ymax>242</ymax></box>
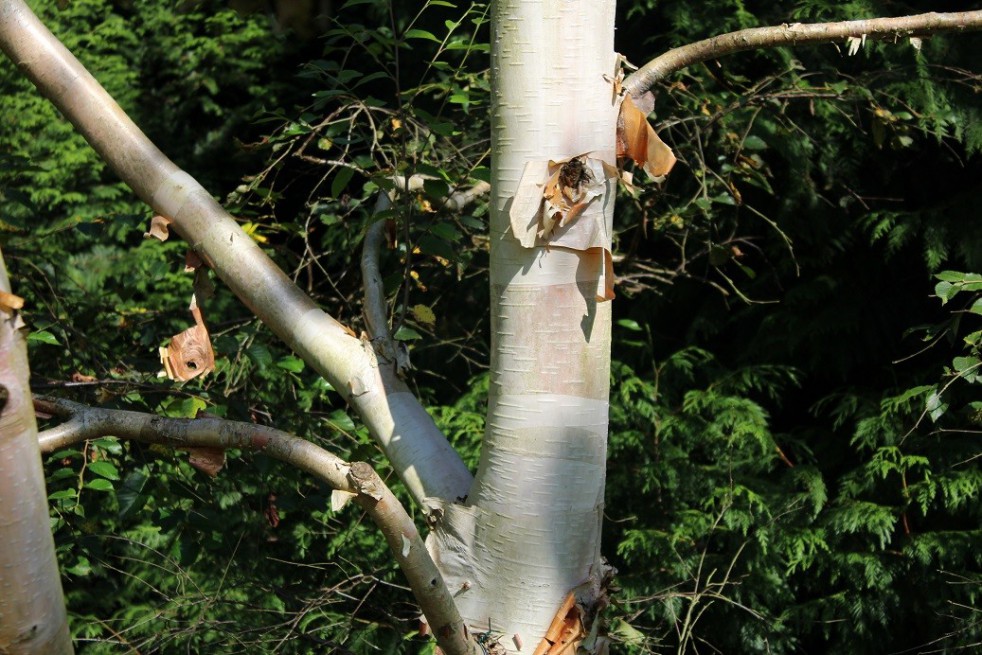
<box><xmin>428</xmin><ymin>0</ymin><xmax>618</xmax><ymax>649</ymax></box>
<box><xmin>0</xmin><ymin>252</ymin><xmax>74</xmax><ymax>655</ymax></box>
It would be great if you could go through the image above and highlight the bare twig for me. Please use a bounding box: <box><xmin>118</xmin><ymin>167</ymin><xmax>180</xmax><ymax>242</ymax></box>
<box><xmin>34</xmin><ymin>396</ymin><xmax>478</xmax><ymax>655</ymax></box>
<box><xmin>624</xmin><ymin>11</ymin><xmax>982</xmax><ymax>98</ymax></box>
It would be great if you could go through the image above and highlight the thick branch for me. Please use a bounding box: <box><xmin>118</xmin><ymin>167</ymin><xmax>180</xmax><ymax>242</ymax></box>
<box><xmin>34</xmin><ymin>397</ymin><xmax>477</xmax><ymax>655</ymax></box>
<box><xmin>623</xmin><ymin>10</ymin><xmax>982</xmax><ymax>97</ymax></box>
<box><xmin>0</xmin><ymin>0</ymin><xmax>473</xmax><ymax>512</ymax></box>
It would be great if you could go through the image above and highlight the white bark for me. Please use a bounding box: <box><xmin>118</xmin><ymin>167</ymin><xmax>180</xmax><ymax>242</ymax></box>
<box><xmin>0</xmin><ymin>252</ymin><xmax>73</xmax><ymax>655</ymax></box>
<box><xmin>429</xmin><ymin>1</ymin><xmax>617</xmax><ymax>650</ymax></box>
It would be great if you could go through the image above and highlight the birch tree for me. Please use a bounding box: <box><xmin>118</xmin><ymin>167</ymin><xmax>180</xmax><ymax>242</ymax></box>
<box><xmin>1</xmin><ymin>1</ymin><xmax>981</xmax><ymax>654</ymax></box>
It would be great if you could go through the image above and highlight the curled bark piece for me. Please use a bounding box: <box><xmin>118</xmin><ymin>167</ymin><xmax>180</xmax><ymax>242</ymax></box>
<box><xmin>160</xmin><ymin>302</ymin><xmax>215</xmax><ymax>382</ymax></box>
<box><xmin>616</xmin><ymin>95</ymin><xmax>676</xmax><ymax>182</ymax></box>
<box><xmin>144</xmin><ymin>215</ymin><xmax>172</xmax><ymax>241</ymax></box>
<box><xmin>533</xmin><ymin>593</ymin><xmax>584</xmax><ymax>655</ymax></box>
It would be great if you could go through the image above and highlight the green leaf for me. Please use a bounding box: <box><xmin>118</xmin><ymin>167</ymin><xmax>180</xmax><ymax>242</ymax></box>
<box><xmin>430</xmin><ymin>222</ymin><xmax>460</xmax><ymax>241</ymax></box>
<box><xmin>404</xmin><ymin>29</ymin><xmax>441</xmax><ymax>43</ymax></box>
<box><xmin>925</xmin><ymin>391</ymin><xmax>948</xmax><ymax>423</ymax></box>
<box><xmin>326</xmin><ymin>409</ymin><xmax>356</xmax><ymax>433</ymax></box>
<box><xmin>459</xmin><ymin>216</ymin><xmax>484</xmax><ymax>230</ymax></box>
<box><xmin>48</xmin><ymin>489</ymin><xmax>77</xmax><ymax>501</ymax></box>
<box><xmin>423</xmin><ymin>178</ymin><xmax>451</xmax><ymax>201</ymax></box>
<box><xmin>276</xmin><ymin>355</ymin><xmax>306</xmax><ymax>373</ymax></box>
<box><xmin>934</xmin><ymin>280</ymin><xmax>955</xmax><ymax>304</ymax></box>
<box><xmin>246</xmin><ymin>343</ymin><xmax>273</xmax><ymax>369</ymax></box>
<box><xmin>27</xmin><ymin>330</ymin><xmax>59</xmax><ymax>345</ymax></box>
<box><xmin>117</xmin><ymin>469</ymin><xmax>149</xmax><ymax>519</ymax></box>
<box><xmin>85</xmin><ymin>478</ymin><xmax>114</xmax><ymax>492</ymax></box>
<box><xmin>617</xmin><ymin>319</ymin><xmax>643</xmax><ymax>332</ymax></box>
<box><xmin>393</xmin><ymin>326</ymin><xmax>423</xmax><ymax>341</ymax></box>
<box><xmin>92</xmin><ymin>437</ymin><xmax>122</xmax><ymax>455</ymax></box>
<box><xmin>88</xmin><ymin>460</ymin><xmax>120</xmax><ymax>481</ymax></box>
<box><xmin>742</xmin><ymin>135</ymin><xmax>768</xmax><ymax>150</ymax></box>
<box><xmin>952</xmin><ymin>356</ymin><xmax>981</xmax><ymax>383</ymax></box>
<box><xmin>331</xmin><ymin>166</ymin><xmax>355</xmax><ymax>199</ymax></box>
<box><xmin>65</xmin><ymin>557</ymin><xmax>92</xmax><ymax>577</ymax></box>
<box><xmin>417</xmin><ymin>234</ymin><xmax>455</xmax><ymax>260</ymax></box>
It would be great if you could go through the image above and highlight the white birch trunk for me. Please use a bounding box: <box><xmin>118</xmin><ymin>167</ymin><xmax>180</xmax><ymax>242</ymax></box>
<box><xmin>429</xmin><ymin>1</ymin><xmax>618</xmax><ymax>650</ymax></box>
<box><xmin>0</xmin><ymin>252</ymin><xmax>74</xmax><ymax>655</ymax></box>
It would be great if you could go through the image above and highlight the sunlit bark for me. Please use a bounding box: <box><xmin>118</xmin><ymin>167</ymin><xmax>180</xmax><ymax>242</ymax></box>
<box><xmin>428</xmin><ymin>1</ymin><xmax>618</xmax><ymax>652</ymax></box>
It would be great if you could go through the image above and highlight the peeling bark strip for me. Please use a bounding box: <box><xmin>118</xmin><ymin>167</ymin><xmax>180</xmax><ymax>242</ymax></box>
<box><xmin>623</xmin><ymin>10</ymin><xmax>982</xmax><ymax>97</ymax></box>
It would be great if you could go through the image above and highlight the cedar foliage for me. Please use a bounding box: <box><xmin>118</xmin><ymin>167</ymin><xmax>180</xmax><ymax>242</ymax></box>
<box><xmin>1</xmin><ymin>0</ymin><xmax>980</xmax><ymax>653</ymax></box>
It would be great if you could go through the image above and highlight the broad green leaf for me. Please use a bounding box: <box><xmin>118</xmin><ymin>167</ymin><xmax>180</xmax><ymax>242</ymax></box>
<box><xmin>246</xmin><ymin>343</ymin><xmax>273</xmax><ymax>369</ymax></box>
<box><xmin>331</xmin><ymin>166</ymin><xmax>355</xmax><ymax>199</ymax></box>
<box><xmin>27</xmin><ymin>330</ymin><xmax>59</xmax><ymax>345</ymax></box>
<box><xmin>48</xmin><ymin>489</ymin><xmax>77</xmax><ymax>501</ymax></box>
<box><xmin>85</xmin><ymin>478</ymin><xmax>114</xmax><ymax>492</ymax></box>
<box><xmin>117</xmin><ymin>469</ymin><xmax>149</xmax><ymax>519</ymax></box>
<box><xmin>742</xmin><ymin>135</ymin><xmax>768</xmax><ymax>150</ymax></box>
<box><xmin>404</xmin><ymin>29</ymin><xmax>441</xmax><ymax>43</ymax></box>
<box><xmin>925</xmin><ymin>391</ymin><xmax>948</xmax><ymax>423</ymax></box>
<box><xmin>88</xmin><ymin>460</ymin><xmax>120</xmax><ymax>481</ymax></box>
<box><xmin>393</xmin><ymin>325</ymin><xmax>423</xmax><ymax>341</ymax></box>
<box><xmin>276</xmin><ymin>355</ymin><xmax>306</xmax><ymax>373</ymax></box>
<box><xmin>65</xmin><ymin>557</ymin><xmax>92</xmax><ymax>577</ymax></box>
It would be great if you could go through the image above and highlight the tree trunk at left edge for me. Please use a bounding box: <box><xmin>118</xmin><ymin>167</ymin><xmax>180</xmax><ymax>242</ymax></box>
<box><xmin>0</xmin><ymin>249</ymin><xmax>74</xmax><ymax>655</ymax></box>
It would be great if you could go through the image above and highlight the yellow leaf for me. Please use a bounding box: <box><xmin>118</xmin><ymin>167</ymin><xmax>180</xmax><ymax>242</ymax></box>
<box><xmin>241</xmin><ymin>222</ymin><xmax>268</xmax><ymax>244</ymax></box>
<box><xmin>411</xmin><ymin>304</ymin><xmax>436</xmax><ymax>327</ymax></box>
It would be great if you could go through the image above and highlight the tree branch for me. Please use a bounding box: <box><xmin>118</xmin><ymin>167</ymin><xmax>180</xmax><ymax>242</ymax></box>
<box><xmin>360</xmin><ymin>178</ymin><xmax>489</xmax><ymax>370</ymax></box>
<box><xmin>34</xmin><ymin>396</ymin><xmax>478</xmax><ymax>655</ymax></box>
<box><xmin>623</xmin><ymin>10</ymin><xmax>982</xmax><ymax>98</ymax></box>
<box><xmin>0</xmin><ymin>0</ymin><xmax>473</xmax><ymax>513</ymax></box>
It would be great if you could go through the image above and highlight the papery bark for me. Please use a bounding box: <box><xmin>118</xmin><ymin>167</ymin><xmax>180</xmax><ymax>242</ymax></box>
<box><xmin>0</xmin><ymin>251</ymin><xmax>73</xmax><ymax>655</ymax></box>
<box><xmin>428</xmin><ymin>1</ymin><xmax>617</xmax><ymax>651</ymax></box>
